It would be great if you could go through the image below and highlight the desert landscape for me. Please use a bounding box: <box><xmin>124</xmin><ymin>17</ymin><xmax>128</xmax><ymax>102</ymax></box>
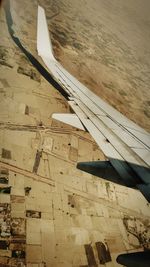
<box><xmin>40</xmin><ymin>0</ymin><xmax>150</xmax><ymax>131</ymax></box>
<box><xmin>0</xmin><ymin>0</ymin><xmax>150</xmax><ymax>266</ymax></box>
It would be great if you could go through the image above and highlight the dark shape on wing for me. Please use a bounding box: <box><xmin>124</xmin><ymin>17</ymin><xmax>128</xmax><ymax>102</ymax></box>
<box><xmin>116</xmin><ymin>251</ymin><xmax>150</xmax><ymax>267</ymax></box>
<box><xmin>77</xmin><ymin>160</ymin><xmax>124</xmax><ymax>185</ymax></box>
<box><xmin>136</xmin><ymin>184</ymin><xmax>150</xmax><ymax>203</ymax></box>
<box><xmin>77</xmin><ymin>159</ymin><xmax>150</xmax><ymax>202</ymax></box>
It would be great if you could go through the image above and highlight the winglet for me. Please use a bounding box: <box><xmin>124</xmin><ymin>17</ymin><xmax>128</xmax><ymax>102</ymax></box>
<box><xmin>37</xmin><ymin>6</ymin><xmax>55</xmax><ymax>61</ymax></box>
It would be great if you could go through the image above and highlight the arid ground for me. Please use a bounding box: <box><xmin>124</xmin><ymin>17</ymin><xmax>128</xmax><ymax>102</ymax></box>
<box><xmin>0</xmin><ymin>1</ymin><xmax>150</xmax><ymax>266</ymax></box>
<box><xmin>39</xmin><ymin>0</ymin><xmax>150</xmax><ymax>131</ymax></box>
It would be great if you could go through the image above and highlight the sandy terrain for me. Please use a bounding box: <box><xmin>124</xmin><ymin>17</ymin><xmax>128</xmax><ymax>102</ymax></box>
<box><xmin>38</xmin><ymin>0</ymin><xmax>150</xmax><ymax>131</ymax></box>
<box><xmin>0</xmin><ymin>1</ymin><xmax>150</xmax><ymax>266</ymax></box>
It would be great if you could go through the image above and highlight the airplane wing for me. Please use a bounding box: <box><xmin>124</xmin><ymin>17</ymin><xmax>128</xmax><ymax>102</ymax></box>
<box><xmin>37</xmin><ymin>6</ymin><xmax>150</xmax><ymax>203</ymax></box>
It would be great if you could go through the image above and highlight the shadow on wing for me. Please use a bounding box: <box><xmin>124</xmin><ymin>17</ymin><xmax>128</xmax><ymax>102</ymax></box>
<box><xmin>77</xmin><ymin>159</ymin><xmax>150</xmax><ymax>202</ymax></box>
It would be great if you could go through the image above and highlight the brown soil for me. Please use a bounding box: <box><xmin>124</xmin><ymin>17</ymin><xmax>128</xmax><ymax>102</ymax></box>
<box><xmin>39</xmin><ymin>0</ymin><xmax>150</xmax><ymax>131</ymax></box>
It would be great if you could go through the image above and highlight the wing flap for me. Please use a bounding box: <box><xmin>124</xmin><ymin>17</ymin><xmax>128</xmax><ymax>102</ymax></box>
<box><xmin>52</xmin><ymin>113</ymin><xmax>85</xmax><ymax>130</ymax></box>
<box><xmin>68</xmin><ymin>100</ymin><xmax>140</xmax><ymax>184</ymax></box>
<box><xmin>69</xmin><ymin>100</ymin><xmax>150</xmax><ymax>184</ymax></box>
<box><xmin>54</xmin><ymin>61</ymin><xmax>150</xmax><ymax>149</ymax></box>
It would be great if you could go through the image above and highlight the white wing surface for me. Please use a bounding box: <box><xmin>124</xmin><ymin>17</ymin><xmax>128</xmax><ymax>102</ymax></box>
<box><xmin>37</xmin><ymin>6</ymin><xmax>150</xmax><ymax>201</ymax></box>
<box><xmin>52</xmin><ymin>113</ymin><xmax>85</xmax><ymax>130</ymax></box>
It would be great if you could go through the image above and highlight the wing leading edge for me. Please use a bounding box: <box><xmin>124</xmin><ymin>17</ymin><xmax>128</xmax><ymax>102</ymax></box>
<box><xmin>37</xmin><ymin>6</ymin><xmax>150</xmax><ymax>203</ymax></box>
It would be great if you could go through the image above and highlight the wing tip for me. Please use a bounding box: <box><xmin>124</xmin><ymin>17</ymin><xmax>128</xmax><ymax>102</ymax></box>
<box><xmin>37</xmin><ymin>5</ymin><xmax>55</xmax><ymax>60</ymax></box>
